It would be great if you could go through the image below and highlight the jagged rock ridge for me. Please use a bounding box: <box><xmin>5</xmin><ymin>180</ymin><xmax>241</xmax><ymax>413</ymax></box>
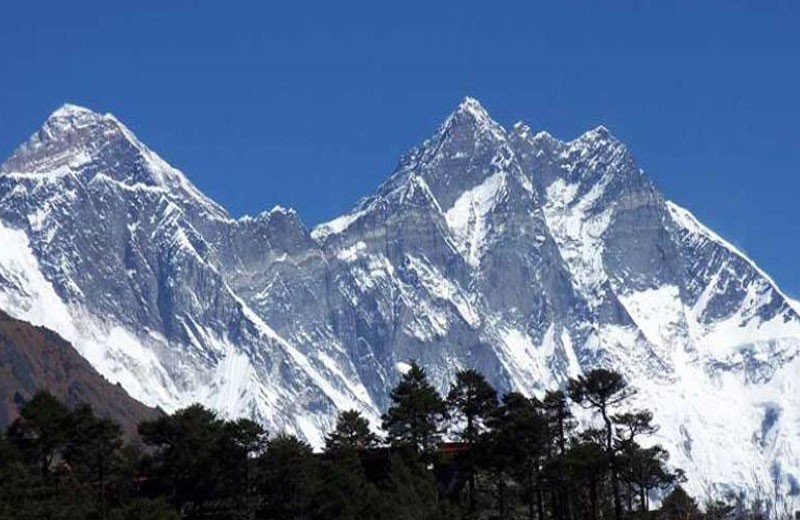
<box><xmin>0</xmin><ymin>98</ymin><xmax>798</xmax><ymax>496</ymax></box>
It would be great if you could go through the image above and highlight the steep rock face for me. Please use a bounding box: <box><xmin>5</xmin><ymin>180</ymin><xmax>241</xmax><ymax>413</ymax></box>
<box><xmin>0</xmin><ymin>107</ymin><xmax>374</xmax><ymax>445</ymax></box>
<box><xmin>0</xmin><ymin>98</ymin><xmax>798</xmax><ymax>495</ymax></box>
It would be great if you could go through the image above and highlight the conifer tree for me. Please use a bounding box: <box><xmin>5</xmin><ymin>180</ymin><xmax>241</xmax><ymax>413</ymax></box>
<box><xmin>219</xmin><ymin>417</ymin><xmax>268</xmax><ymax>517</ymax></box>
<box><xmin>542</xmin><ymin>390</ymin><xmax>575</xmax><ymax>456</ymax></box>
<box><xmin>62</xmin><ymin>404</ymin><xmax>123</xmax><ymax>517</ymax></box>
<box><xmin>316</xmin><ymin>441</ymin><xmax>381</xmax><ymax>520</ymax></box>
<box><xmin>659</xmin><ymin>485</ymin><xmax>700</xmax><ymax>520</ymax></box>
<box><xmin>564</xmin><ymin>439</ymin><xmax>607</xmax><ymax>520</ymax></box>
<box><xmin>569</xmin><ymin>369</ymin><xmax>634</xmax><ymax>520</ymax></box>
<box><xmin>542</xmin><ymin>390</ymin><xmax>576</xmax><ymax>520</ymax></box>
<box><xmin>138</xmin><ymin>404</ymin><xmax>226</xmax><ymax>518</ymax></box>
<box><xmin>257</xmin><ymin>434</ymin><xmax>319</xmax><ymax>520</ymax></box>
<box><xmin>447</xmin><ymin>369</ymin><xmax>497</xmax><ymax>516</ymax></box>
<box><xmin>325</xmin><ymin>409</ymin><xmax>379</xmax><ymax>452</ymax></box>
<box><xmin>7</xmin><ymin>391</ymin><xmax>71</xmax><ymax>479</ymax></box>
<box><xmin>617</xmin><ymin>444</ymin><xmax>675</xmax><ymax>512</ymax></box>
<box><xmin>382</xmin><ymin>361</ymin><xmax>447</xmax><ymax>455</ymax></box>
<box><xmin>380</xmin><ymin>452</ymin><xmax>455</xmax><ymax>520</ymax></box>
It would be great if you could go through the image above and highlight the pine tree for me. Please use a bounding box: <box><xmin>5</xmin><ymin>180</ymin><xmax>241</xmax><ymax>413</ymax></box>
<box><xmin>659</xmin><ymin>485</ymin><xmax>700</xmax><ymax>520</ymax></box>
<box><xmin>380</xmin><ymin>452</ymin><xmax>455</xmax><ymax>520</ymax></box>
<box><xmin>315</xmin><ymin>444</ymin><xmax>382</xmax><ymax>520</ymax></box>
<box><xmin>612</xmin><ymin>410</ymin><xmax>658</xmax><ymax>448</ymax></box>
<box><xmin>542</xmin><ymin>390</ymin><xmax>575</xmax><ymax>456</ymax></box>
<box><xmin>7</xmin><ymin>391</ymin><xmax>71</xmax><ymax>479</ymax></box>
<box><xmin>219</xmin><ymin>417</ymin><xmax>268</xmax><ymax>517</ymax></box>
<box><xmin>446</xmin><ymin>369</ymin><xmax>497</xmax><ymax>516</ymax></box>
<box><xmin>541</xmin><ymin>390</ymin><xmax>576</xmax><ymax>520</ymax></box>
<box><xmin>617</xmin><ymin>444</ymin><xmax>675</xmax><ymax>512</ymax></box>
<box><xmin>138</xmin><ymin>404</ymin><xmax>226</xmax><ymax>518</ymax></box>
<box><xmin>325</xmin><ymin>410</ymin><xmax>380</xmax><ymax>452</ymax></box>
<box><xmin>257</xmin><ymin>434</ymin><xmax>319</xmax><ymax>520</ymax></box>
<box><xmin>62</xmin><ymin>404</ymin><xmax>124</xmax><ymax>517</ymax></box>
<box><xmin>447</xmin><ymin>369</ymin><xmax>497</xmax><ymax>446</ymax></box>
<box><xmin>611</xmin><ymin>409</ymin><xmax>676</xmax><ymax>512</ymax></box>
<box><xmin>381</xmin><ymin>361</ymin><xmax>447</xmax><ymax>455</ymax></box>
<box><xmin>564</xmin><ymin>439</ymin><xmax>607</xmax><ymax>520</ymax></box>
<box><xmin>569</xmin><ymin>369</ymin><xmax>635</xmax><ymax>520</ymax></box>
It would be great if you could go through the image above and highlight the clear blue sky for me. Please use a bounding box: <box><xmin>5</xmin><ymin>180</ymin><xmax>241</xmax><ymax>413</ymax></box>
<box><xmin>0</xmin><ymin>1</ymin><xmax>797</xmax><ymax>296</ymax></box>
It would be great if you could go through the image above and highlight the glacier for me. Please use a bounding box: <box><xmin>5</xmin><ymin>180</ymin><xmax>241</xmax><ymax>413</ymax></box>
<box><xmin>0</xmin><ymin>97</ymin><xmax>798</xmax><ymax>498</ymax></box>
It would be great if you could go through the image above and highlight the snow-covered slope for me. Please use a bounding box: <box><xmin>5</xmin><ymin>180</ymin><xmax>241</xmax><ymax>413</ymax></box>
<box><xmin>0</xmin><ymin>105</ymin><xmax>378</xmax><ymax>444</ymax></box>
<box><xmin>1</xmin><ymin>98</ymin><xmax>798</xmax><ymax>498</ymax></box>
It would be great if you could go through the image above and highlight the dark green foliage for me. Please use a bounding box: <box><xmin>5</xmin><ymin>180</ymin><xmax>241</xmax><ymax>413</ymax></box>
<box><xmin>563</xmin><ymin>440</ymin><xmax>608</xmax><ymax>520</ymax></box>
<box><xmin>315</xmin><ymin>447</ymin><xmax>382</xmax><ymax>520</ymax></box>
<box><xmin>139</xmin><ymin>404</ymin><xmax>225</xmax><ymax>516</ymax></box>
<box><xmin>107</xmin><ymin>498</ymin><xmax>182</xmax><ymax>520</ymax></box>
<box><xmin>569</xmin><ymin>369</ymin><xmax>636</xmax><ymax>520</ymax></box>
<box><xmin>542</xmin><ymin>389</ymin><xmax>574</xmax><ymax>455</ymax></box>
<box><xmin>325</xmin><ymin>409</ymin><xmax>380</xmax><ymax>452</ymax></box>
<box><xmin>703</xmin><ymin>499</ymin><xmax>736</xmax><ymax>520</ymax></box>
<box><xmin>486</xmin><ymin>393</ymin><xmax>548</xmax><ymax>519</ymax></box>
<box><xmin>258</xmin><ymin>434</ymin><xmax>320</xmax><ymax>520</ymax></box>
<box><xmin>618</xmin><ymin>444</ymin><xmax>675</xmax><ymax>511</ymax></box>
<box><xmin>139</xmin><ymin>405</ymin><xmax>266</xmax><ymax>518</ymax></box>
<box><xmin>447</xmin><ymin>369</ymin><xmax>497</xmax><ymax>517</ymax></box>
<box><xmin>6</xmin><ymin>390</ymin><xmax>71</xmax><ymax>478</ymax></box>
<box><xmin>381</xmin><ymin>361</ymin><xmax>447</xmax><ymax>454</ymax></box>
<box><xmin>0</xmin><ymin>391</ymin><xmax>178</xmax><ymax>520</ymax></box>
<box><xmin>659</xmin><ymin>485</ymin><xmax>701</xmax><ymax>520</ymax></box>
<box><xmin>380</xmin><ymin>453</ymin><xmax>456</xmax><ymax>520</ymax></box>
<box><xmin>0</xmin><ymin>368</ymin><xmax>702</xmax><ymax>520</ymax></box>
<box><xmin>447</xmin><ymin>369</ymin><xmax>497</xmax><ymax>445</ymax></box>
<box><xmin>613</xmin><ymin>410</ymin><xmax>658</xmax><ymax>447</ymax></box>
<box><xmin>63</xmin><ymin>404</ymin><xmax>124</xmax><ymax>516</ymax></box>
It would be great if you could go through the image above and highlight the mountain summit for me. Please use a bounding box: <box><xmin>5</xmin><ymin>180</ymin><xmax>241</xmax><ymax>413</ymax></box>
<box><xmin>1</xmin><ymin>99</ymin><xmax>798</xmax><ymax>495</ymax></box>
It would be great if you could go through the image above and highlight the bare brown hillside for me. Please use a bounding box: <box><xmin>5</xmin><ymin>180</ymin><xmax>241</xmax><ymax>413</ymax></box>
<box><xmin>0</xmin><ymin>310</ymin><xmax>160</xmax><ymax>438</ymax></box>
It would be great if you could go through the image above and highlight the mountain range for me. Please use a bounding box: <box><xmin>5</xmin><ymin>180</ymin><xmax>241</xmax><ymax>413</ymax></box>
<box><xmin>0</xmin><ymin>98</ymin><xmax>798</xmax><ymax>497</ymax></box>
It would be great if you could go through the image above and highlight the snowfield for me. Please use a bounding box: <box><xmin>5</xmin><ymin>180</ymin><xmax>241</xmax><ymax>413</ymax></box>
<box><xmin>1</xmin><ymin>98</ymin><xmax>798</xmax><ymax>499</ymax></box>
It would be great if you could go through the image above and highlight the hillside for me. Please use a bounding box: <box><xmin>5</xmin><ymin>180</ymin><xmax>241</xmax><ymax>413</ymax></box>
<box><xmin>0</xmin><ymin>309</ymin><xmax>159</xmax><ymax>437</ymax></box>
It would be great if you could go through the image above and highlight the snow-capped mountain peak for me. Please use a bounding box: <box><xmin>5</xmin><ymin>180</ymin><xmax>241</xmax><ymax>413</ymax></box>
<box><xmin>1</xmin><ymin>100</ymin><xmax>798</xmax><ymax>498</ymax></box>
<box><xmin>450</xmin><ymin>96</ymin><xmax>494</xmax><ymax>123</ymax></box>
<box><xmin>441</xmin><ymin>95</ymin><xmax>506</xmax><ymax>141</ymax></box>
<box><xmin>1</xmin><ymin>103</ymin><xmax>228</xmax><ymax>222</ymax></box>
<box><xmin>48</xmin><ymin>102</ymin><xmax>107</xmax><ymax>122</ymax></box>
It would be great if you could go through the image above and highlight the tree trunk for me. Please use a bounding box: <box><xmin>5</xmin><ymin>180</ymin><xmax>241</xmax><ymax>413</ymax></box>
<box><xmin>467</xmin><ymin>413</ymin><xmax>476</xmax><ymax>517</ymax></box>
<box><xmin>468</xmin><ymin>471</ymin><xmax>476</xmax><ymax>518</ymax></box>
<box><xmin>527</xmin><ymin>465</ymin><xmax>536</xmax><ymax>520</ymax></box>
<box><xmin>551</xmin><ymin>488</ymin><xmax>560</xmax><ymax>520</ymax></box>
<box><xmin>537</xmin><ymin>487</ymin><xmax>545</xmax><ymax>520</ymax></box>
<box><xmin>640</xmin><ymin>486</ymin><xmax>648</xmax><ymax>512</ymax></box>
<box><xmin>562</xmin><ymin>484</ymin><xmax>572</xmax><ymax>520</ymax></box>
<box><xmin>498</xmin><ymin>477</ymin><xmax>506</xmax><ymax>520</ymax></box>
<box><xmin>601</xmin><ymin>405</ymin><xmax>623</xmax><ymax>520</ymax></box>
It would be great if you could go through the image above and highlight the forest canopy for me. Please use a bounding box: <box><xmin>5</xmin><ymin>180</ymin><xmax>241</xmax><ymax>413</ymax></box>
<box><xmin>0</xmin><ymin>365</ymin><xmax>772</xmax><ymax>520</ymax></box>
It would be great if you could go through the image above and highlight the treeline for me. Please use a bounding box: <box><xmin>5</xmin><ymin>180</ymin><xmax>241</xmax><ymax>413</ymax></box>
<box><xmin>0</xmin><ymin>364</ymin><xmax>751</xmax><ymax>519</ymax></box>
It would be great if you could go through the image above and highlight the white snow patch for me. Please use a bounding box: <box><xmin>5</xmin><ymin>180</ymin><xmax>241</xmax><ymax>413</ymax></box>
<box><xmin>404</xmin><ymin>254</ymin><xmax>480</xmax><ymax>328</ymax></box>
<box><xmin>495</xmin><ymin>325</ymin><xmax>560</xmax><ymax>394</ymax></box>
<box><xmin>312</xmin><ymin>209</ymin><xmax>366</xmax><ymax>242</ymax></box>
<box><xmin>445</xmin><ymin>171</ymin><xmax>505</xmax><ymax>267</ymax></box>
<box><xmin>543</xmin><ymin>176</ymin><xmax>614</xmax><ymax>306</ymax></box>
<box><xmin>618</xmin><ymin>285</ymin><xmax>687</xmax><ymax>352</ymax></box>
<box><xmin>336</xmin><ymin>241</ymin><xmax>367</xmax><ymax>262</ymax></box>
